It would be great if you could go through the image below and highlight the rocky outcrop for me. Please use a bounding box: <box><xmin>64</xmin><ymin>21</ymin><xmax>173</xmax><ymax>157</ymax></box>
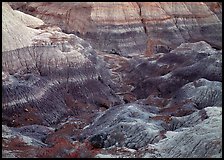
<box><xmin>2</xmin><ymin>124</ymin><xmax>100</xmax><ymax>158</ymax></box>
<box><xmin>98</xmin><ymin>41</ymin><xmax>222</xmax><ymax>108</ymax></box>
<box><xmin>81</xmin><ymin>104</ymin><xmax>164</xmax><ymax>149</ymax></box>
<box><xmin>138</xmin><ymin>2</ymin><xmax>222</xmax><ymax>55</ymax></box>
<box><xmin>99</xmin><ymin>106</ymin><xmax>222</xmax><ymax>158</ymax></box>
<box><xmin>83</xmin><ymin>105</ymin><xmax>222</xmax><ymax>158</ymax></box>
<box><xmin>131</xmin><ymin>41</ymin><xmax>222</xmax><ymax>100</ymax></box>
<box><xmin>2</xmin><ymin>43</ymin><xmax>122</xmax><ymax>127</ymax></box>
<box><xmin>153</xmin><ymin>107</ymin><xmax>222</xmax><ymax>158</ymax></box>
<box><xmin>2</xmin><ymin>2</ymin><xmax>222</xmax><ymax>159</ymax></box>
<box><xmin>2</xmin><ymin>3</ymin><xmax>122</xmax><ymax>127</ymax></box>
<box><xmin>77</xmin><ymin>41</ymin><xmax>222</xmax><ymax>158</ymax></box>
<box><xmin>9</xmin><ymin>2</ymin><xmax>147</xmax><ymax>56</ymax></box>
<box><xmin>80</xmin><ymin>100</ymin><xmax>221</xmax><ymax>148</ymax></box>
<box><xmin>169</xmin><ymin>78</ymin><xmax>222</xmax><ymax>110</ymax></box>
<box><xmin>9</xmin><ymin>2</ymin><xmax>222</xmax><ymax>56</ymax></box>
<box><xmin>2</xmin><ymin>2</ymin><xmax>76</xmax><ymax>51</ymax></box>
<box><xmin>2</xmin><ymin>2</ymin><xmax>42</xmax><ymax>51</ymax></box>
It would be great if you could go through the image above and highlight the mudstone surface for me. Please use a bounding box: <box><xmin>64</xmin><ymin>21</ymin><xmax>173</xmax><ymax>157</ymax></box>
<box><xmin>2</xmin><ymin>2</ymin><xmax>222</xmax><ymax>158</ymax></box>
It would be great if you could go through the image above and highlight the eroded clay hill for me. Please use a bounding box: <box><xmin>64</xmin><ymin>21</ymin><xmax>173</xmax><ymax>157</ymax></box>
<box><xmin>2</xmin><ymin>2</ymin><xmax>222</xmax><ymax>158</ymax></box>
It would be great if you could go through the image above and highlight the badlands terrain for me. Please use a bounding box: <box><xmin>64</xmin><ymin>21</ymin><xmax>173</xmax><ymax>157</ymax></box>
<box><xmin>2</xmin><ymin>2</ymin><xmax>222</xmax><ymax>158</ymax></box>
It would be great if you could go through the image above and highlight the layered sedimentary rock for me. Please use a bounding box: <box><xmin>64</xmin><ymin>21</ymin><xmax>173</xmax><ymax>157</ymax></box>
<box><xmin>2</xmin><ymin>2</ymin><xmax>222</xmax><ymax>158</ymax></box>
<box><xmin>94</xmin><ymin>106</ymin><xmax>222</xmax><ymax>158</ymax></box>
<box><xmin>3</xmin><ymin>2</ymin><xmax>78</xmax><ymax>52</ymax></box>
<box><xmin>2</xmin><ymin>43</ymin><xmax>122</xmax><ymax>127</ymax></box>
<box><xmin>98</xmin><ymin>41</ymin><xmax>222</xmax><ymax>108</ymax></box>
<box><xmin>131</xmin><ymin>41</ymin><xmax>222</xmax><ymax>100</ymax></box>
<box><xmin>2</xmin><ymin>3</ymin><xmax>122</xmax><ymax>127</ymax></box>
<box><xmin>81</xmin><ymin>104</ymin><xmax>162</xmax><ymax>149</ymax></box>
<box><xmin>78</xmin><ymin>41</ymin><xmax>222</xmax><ymax>157</ymax></box>
<box><xmin>169</xmin><ymin>78</ymin><xmax>222</xmax><ymax>110</ymax></box>
<box><xmin>150</xmin><ymin>107</ymin><xmax>222</xmax><ymax>158</ymax></box>
<box><xmin>138</xmin><ymin>2</ymin><xmax>222</xmax><ymax>54</ymax></box>
<box><xmin>2</xmin><ymin>2</ymin><xmax>42</xmax><ymax>51</ymax></box>
<box><xmin>9</xmin><ymin>2</ymin><xmax>222</xmax><ymax>56</ymax></box>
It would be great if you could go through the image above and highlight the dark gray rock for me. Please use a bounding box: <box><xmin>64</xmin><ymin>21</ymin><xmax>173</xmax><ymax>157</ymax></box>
<box><xmin>81</xmin><ymin>104</ymin><xmax>168</xmax><ymax>149</ymax></box>
<box><xmin>2</xmin><ymin>36</ymin><xmax>123</xmax><ymax>127</ymax></box>
<box><xmin>155</xmin><ymin>107</ymin><xmax>222</xmax><ymax>158</ymax></box>
<box><xmin>170</xmin><ymin>78</ymin><xmax>222</xmax><ymax>109</ymax></box>
<box><xmin>132</xmin><ymin>41</ymin><xmax>222</xmax><ymax>99</ymax></box>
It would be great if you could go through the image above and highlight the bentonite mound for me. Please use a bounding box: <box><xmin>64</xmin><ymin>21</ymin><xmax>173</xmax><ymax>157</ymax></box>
<box><xmin>2</xmin><ymin>2</ymin><xmax>123</xmax><ymax>127</ymax></box>
<box><xmin>2</xmin><ymin>42</ymin><xmax>122</xmax><ymax>127</ymax></box>
<box><xmin>2</xmin><ymin>2</ymin><xmax>222</xmax><ymax>158</ymax></box>
<box><xmin>9</xmin><ymin>2</ymin><xmax>222</xmax><ymax>56</ymax></box>
<box><xmin>92</xmin><ymin>106</ymin><xmax>222</xmax><ymax>158</ymax></box>
<box><xmin>131</xmin><ymin>41</ymin><xmax>222</xmax><ymax>100</ymax></box>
